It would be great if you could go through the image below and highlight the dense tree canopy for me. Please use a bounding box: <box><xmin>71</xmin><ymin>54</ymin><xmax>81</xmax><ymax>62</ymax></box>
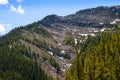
<box><xmin>65</xmin><ymin>29</ymin><xmax>120</xmax><ymax>80</ymax></box>
<box><xmin>0</xmin><ymin>44</ymin><xmax>53</xmax><ymax>80</ymax></box>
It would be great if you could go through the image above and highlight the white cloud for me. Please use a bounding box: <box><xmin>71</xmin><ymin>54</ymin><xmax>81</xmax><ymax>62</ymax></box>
<box><xmin>0</xmin><ymin>23</ymin><xmax>12</xmax><ymax>35</ymax></box>
<box><xmin>10</xmin><ymin>5</ymin><xmax>17</xmax><ymax>13</ymax></box>
<box><xmin>0</xmin><ymin>24</ymin><xmax>6</xmax><ymax>34</ymax></box>
<box><xmin>10</xmin><ymin>5</ymin><xmax>25</xmax><ymax>14</ymax></box>
<box><xmin>16</xmin><ymin>0</ymin><xmax>23</xmax><ymax>3</ymax></box>
<box><xmin>0</xmin><ymin>0</ymin><xmax>8</xmax><ymax>5</ymax></box>
<box><xmin>18</xmin><ymin>5</ymin><xmax>25</xmax><ymax>14</ymax></box>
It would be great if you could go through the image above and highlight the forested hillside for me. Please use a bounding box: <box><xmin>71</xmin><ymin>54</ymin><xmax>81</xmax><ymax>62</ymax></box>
<box><xmin>0</xmin><ymin>23</ymin><xmax>55</xmax><ymax>80</ymax></box>
<box><xmin>65</xmin><ymin>28</ymin><xmax>120</xmax><ymax>80</ymax></box>
<box><xmin>0</xmin><ymin>45</ymin><xmax>53</xmax><ymax>80</ymax></box>
<box><xmin>0</xmin><ymin>21</ymin><xmax>73</xmax><ymax>79</ymax></box>
<box><xmin>0</xmin><ymin>5</ymin><xmax>120</xmax><ymax>80</ymax></box>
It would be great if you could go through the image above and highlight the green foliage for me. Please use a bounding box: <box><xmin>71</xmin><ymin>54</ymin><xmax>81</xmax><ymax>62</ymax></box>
<box><xmin>49</xmin><ymin>57</ymin><xmax>61</xmax><ymax>74</ymax></box>
<box><xmin>24</xmin><ymin>22</ymin><xmax>39</xmax><ymax>30</ymax></box>
<box><xmin>80</xmin><ymin>35</ymin><xmax>100</xmax><ymax>54</ymax></box>
<box><xmin>54</xmin><ymin>76</ymin><xmax>60</xmax><ymax>80</ymax></box>
<box><xmin>23</xmin><ymin>22</ymin><xmax>52</xmax><ymax>37</ymax></box>
<box><xmin>0</xmin><ymin>45</ymin><xmax>53</xmax><ymax>80</ymax></box>
<box><xmin>0</xmin><ymin>28</ymin><xmax>21</xmax><ymax>47</ymax></box>
<box><xmin>64</xmin><ymin>37</ymin><xmax>75</xmax><ymax>46</ymax></box>
<box><xmin>34</xmin><ymin>27</ymin><xmax>51</xmax><ymax>37</ymax></box>
<box><xmin>62</xmin><ymin>53</ymin><xmax>71</xmax><ymax>60</ymax></box>
<box><xmin>23</xmin><ymin>38</ymin><xmax>61</xmax><ymax>57</ymax></box>
<box><xmin>65</xmin><ymin>29</ymin><xmax>120</xmax><ymax>80</ymax></box>
<box><xmin>42</xmin><ymin>56</ymin><xmax>61</xmax><ymax>74</ymax></box>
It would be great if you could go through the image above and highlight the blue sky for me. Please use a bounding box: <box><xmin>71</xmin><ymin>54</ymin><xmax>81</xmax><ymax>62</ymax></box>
<box><xmin>0</xmin><ymin>0</ymin><xmax>120</xmax><ymax>35</ymax></box>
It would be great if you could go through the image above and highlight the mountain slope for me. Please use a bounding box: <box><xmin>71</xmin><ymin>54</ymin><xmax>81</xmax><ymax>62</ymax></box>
<box><xmin>0</xmin><ymin>22</ymin><xmax>73</xmax><ymax>79</ymax></box>
<box><xmin>65</xmin><ymin>6</ymin><xmax>120</xmax><ymax>25</ymax></box>
<box><xmin>0</xmin><ymin>26</ymin><xmax>54</xmax><ymax>80</ymax></box>
<box><xmin>65</xmin><ymin>28</ymin><xmax>120</xmax><ymax>80</ymax></box>
<box><xmin>41</xmin><ymin>6</ymin><xmax>120</xmax><ymax>28</ymax></box>
<box><xmin>0</xmin><ymin>5</ymin><xmax>120</xmax><ymax>80</ymax></box>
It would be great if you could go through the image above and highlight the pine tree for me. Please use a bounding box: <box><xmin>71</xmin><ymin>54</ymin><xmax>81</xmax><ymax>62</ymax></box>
<box><xmin>65</xmin><ymin>29</ymin><xmax>120</xmax><ymax>80</ymax></box>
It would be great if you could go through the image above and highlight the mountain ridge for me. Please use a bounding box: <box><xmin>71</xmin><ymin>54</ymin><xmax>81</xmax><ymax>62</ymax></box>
<box><xmin>0</xmin><ymin>5</ymin><xmax>120</xmax><ymax>80</ymax></box>
<box><xmin>40</xmin><ymin>5</ymin><xmax>120</xmax><ymax>29</ymax></box>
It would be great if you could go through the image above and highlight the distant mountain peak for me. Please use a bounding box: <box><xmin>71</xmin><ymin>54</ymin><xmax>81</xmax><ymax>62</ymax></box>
<box><xmin>40</xmin><ymin>14</ymin><xmax>65</xmax><ymax>27</ymax></box>
<box><xmin>40</xmin><ymin>5</ymin><xmax>120</xmax><ymax>28</ymax></box>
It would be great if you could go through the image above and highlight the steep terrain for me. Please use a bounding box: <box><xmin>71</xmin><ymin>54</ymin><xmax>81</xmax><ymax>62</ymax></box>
<box><xmin>41</xmin><ymin>6</ymin><xmax>120</xmax><ymax>28</ymax></box>
<box><xmin>0</xmin><ymin>5</ymin><xmax>120</xmax><ymax>80</ymax></box>
<box><xmin>0</xmin><ymin>24</ymin><xmax>54</xmax><ymax>80</ymax></box>
<box><xmin>65</xmin><ymin>28</ymin><xmax>120</xmax><ymax>80</ymax></box>
<box><xmin>0</xmin><ymin>22</ymin><xmax>73</xmax><ymax>79</ymax></box>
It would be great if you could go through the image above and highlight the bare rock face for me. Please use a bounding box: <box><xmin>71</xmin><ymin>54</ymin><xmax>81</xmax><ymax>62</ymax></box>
<box><xmin>0</xmin><ymin>5</ymin><xmax>120</xmax><ymax>79</ymax></box>
<box><xmin>41</xmin><ymin>6</ymin><xmax>120</xmax><ymax>29</ymax></box>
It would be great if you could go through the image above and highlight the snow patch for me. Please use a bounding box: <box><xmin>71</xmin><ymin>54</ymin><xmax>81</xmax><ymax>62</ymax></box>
<box><xmin>79</xmin><ymin>33</ymin><xmax>88</xmax><ymax>37</ymax></box>
<box><xmin>61</xmin><ymin>50</ymin><xmax>65</xmax><ymax>54</ymax></box>
<box><xmin>100</xmin><ymin>28</ymin><xmax>106</xmax><ymax>32</ymax></box>
<box><xmin>47</xmin><ymin>51</ymin><xmax>53</xmax><ymax>56</ymax></box>
<box><xmin>58</xmin><ymin>43</ymin><xmax>61</xmax><ymax>46</ymax></box>
<box><xmin>58</xmin><ymin>56</ymin><xmax>64</xmax><ymax>60</ymax></box>
<box><xmin>74</xmin><ymin>38</ymin><xmax>77</xmax><ymax>45</ymax></box>
<box><xmin>99</xmin><ymin>22</ymin><xmax>104</xmax><ymax>25</ymax></box>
